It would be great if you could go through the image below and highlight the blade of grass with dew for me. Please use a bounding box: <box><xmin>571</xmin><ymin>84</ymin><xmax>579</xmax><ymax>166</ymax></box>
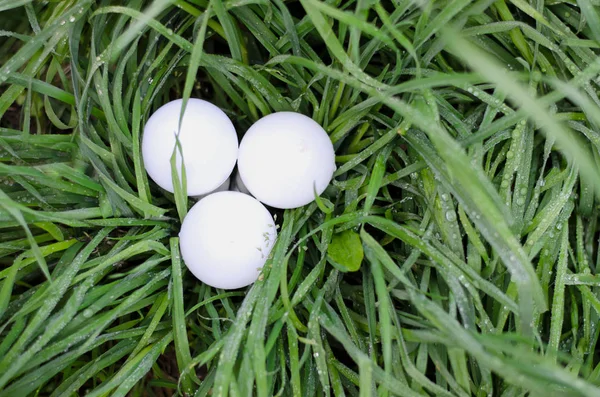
<box><xmin>170</xmin><ymin>238</ymin><xmax>195</xmax><ymax>394</ymax></box>
<box><xmin>444</xmin><ymin>29</ymin><xmax>600</xmax><ymax>196</ymax></box>
<box><xmin>3</xmin><ymin>1</ymin><xmax>600</xmax><ymax>395</ymax></box>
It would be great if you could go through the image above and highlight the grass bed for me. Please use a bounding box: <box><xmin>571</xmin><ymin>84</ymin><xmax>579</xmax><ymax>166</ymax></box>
<box><xmin>1</xmin><ymin>0</ymin><xmax>600</xmax><ymax>396</ymax></box>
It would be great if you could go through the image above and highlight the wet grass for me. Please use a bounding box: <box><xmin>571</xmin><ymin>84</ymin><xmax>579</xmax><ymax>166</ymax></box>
<box><xmin>1</xmin><ymin>0</ymin><xmax>600</xmax><ymax>396</ymax></box>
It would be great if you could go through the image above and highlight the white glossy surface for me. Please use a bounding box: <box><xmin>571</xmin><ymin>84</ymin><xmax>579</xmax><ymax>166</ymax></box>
<box><xmin>238</xmin><ymin>112</ymin><xmax>336</xmax><ymax>209</ymax></box>
<box><xmin>142</xmin><ymin>98</ymin><xmax>238</xmax><ymax>196</ymax></box>
<box><xmin>179</xmin><ymin>191</ymin><xmax>277</xmax><ymax>289</ymax></box>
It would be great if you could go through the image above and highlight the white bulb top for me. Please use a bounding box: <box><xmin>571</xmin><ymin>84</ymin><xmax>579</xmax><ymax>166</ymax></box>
<box><xmin>142</xmin><ymin>98</ymin><xmax>238</xmax><ymax>196</ymax></box>
<box><xmin>179</xmin><ymin>191</ymin><xmax>277</xmax><ymax>289</ymax></box>
<box><xmin>238</xmin><ymin>112</ymin><xmax>336</xmax><ymax>209</ymax></box>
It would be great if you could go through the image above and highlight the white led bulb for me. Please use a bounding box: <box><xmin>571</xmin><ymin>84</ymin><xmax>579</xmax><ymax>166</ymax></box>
<box><xmin>238</xmin><ymin>112</ymin><xmax>336</xmax><ymax>209</ymax></box>
<box><xmin>179</xmin><ymin>191</ymin><xmax>277</xmax><ymax>289</ymax></box>
<box><xmin>142</xmin><ymin>98</ymin><xmax>238</xmax><ymax>196</ymax></box>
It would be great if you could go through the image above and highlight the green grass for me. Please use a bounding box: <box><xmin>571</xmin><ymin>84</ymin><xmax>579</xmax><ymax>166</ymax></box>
<box><xmin>1</xmin><ymin>0</ymin><xmax>600</xmax><ymax>395</ymax></box>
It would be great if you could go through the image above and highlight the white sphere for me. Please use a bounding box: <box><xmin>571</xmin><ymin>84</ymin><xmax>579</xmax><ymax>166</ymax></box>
<box><xmin>238</xmin><ymin>112</ymin><xmax>336</xmax><ymax>209</ymax></box>
<box><xmin>142</xmin><ymin>98</ymin><xmax>238</xmax><ymax>196</ymax></box>
<box><xmin>179</xmin><ymin>191</ymin><xmax>277</xmax><ymax>289</ymax></box>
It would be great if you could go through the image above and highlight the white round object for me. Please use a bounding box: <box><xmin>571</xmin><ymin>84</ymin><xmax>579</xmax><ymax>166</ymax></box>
<box><xmin>142</xmin><ymin>98</ymin><xmax>238</xmax><ymax>196</ymax></box>
<box><xmin>238</xmin><ymin>112</ymin><xmax>336</xmax><ymax>209</ymax></box>
<box><xmin>179</xmin><ymin>191</ymin><xmax>277</xmax><ymax>289</ymax></box>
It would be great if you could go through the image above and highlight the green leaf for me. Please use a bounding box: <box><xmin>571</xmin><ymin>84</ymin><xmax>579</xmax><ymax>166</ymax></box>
<box><xmin>327</xmin><ymin>229</ymin><xmax>363</xmax><ymax>272</ymax></box>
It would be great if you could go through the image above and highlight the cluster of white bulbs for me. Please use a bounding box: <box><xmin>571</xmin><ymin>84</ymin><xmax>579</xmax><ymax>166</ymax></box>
<box><xmin>142</xmin><ymin>99</ymin><xmax>336</xmax><ymax>289</ymax></box>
